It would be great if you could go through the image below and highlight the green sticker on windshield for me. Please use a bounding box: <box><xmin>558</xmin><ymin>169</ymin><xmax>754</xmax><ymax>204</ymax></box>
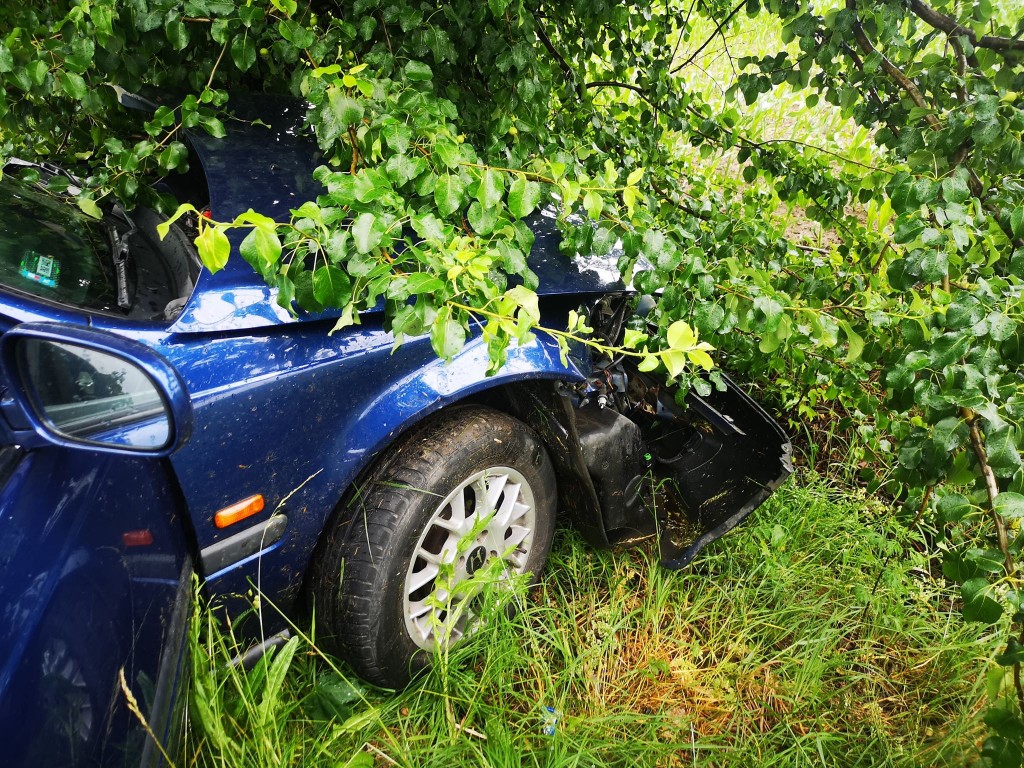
<box><xmin>20</xmin><ymin>251</ymin><xmax>60</xmax><ymax>289</ymax></box>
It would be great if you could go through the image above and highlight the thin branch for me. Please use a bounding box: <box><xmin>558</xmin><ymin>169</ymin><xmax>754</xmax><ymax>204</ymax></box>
<box><xmin>584</xmin><ymin>80</ymin><xmax>655</xmax><ymax>107</ymax></box>
<box><xmin>698</xmin><ymin>0</ymin><xmax>737</xmax><ymax>76</ymax></box>
<box><xmin>671</xmin><ymin>0</ymin><xmax>746</xmax><ymax>73</ymax></box>
<box><xmin>532</xmin><ymin>11</ymin><xmax>575</xmax><ymax>84</ymax></box>
<box><xmin>684</xmin><ymin>103</ymin><xmax>891</xmax><ymax>173</ymax></box>
<box><xmin>964</xmin><ymin>407</ymin><xmax>1013</xmax><ymax>575</ymax></box>
<box><xmin>669</xmin><ymin>0</ymin><xmax>701</xmax><ymax>66</ymax></box>
<box><xmin>949</xmin><ymin>35</ymin><xmax>969</xmax><ymax>105</ymax></box>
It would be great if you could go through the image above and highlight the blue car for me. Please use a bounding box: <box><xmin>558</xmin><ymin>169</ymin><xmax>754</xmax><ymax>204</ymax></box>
<box><xmin>0</xmin><ymin>99</ymin><xmax>791</xmax><ymax>767</ymax></box>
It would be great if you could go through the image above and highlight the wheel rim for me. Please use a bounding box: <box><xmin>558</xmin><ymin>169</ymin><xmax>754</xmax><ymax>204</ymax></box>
<box><xmin>403</xmin><ymin>466</ymin><xmax>537</xmax><ymax>650</ymax></box>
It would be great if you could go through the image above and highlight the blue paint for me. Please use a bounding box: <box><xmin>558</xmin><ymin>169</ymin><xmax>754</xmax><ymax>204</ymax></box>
<box><xmin>0</xmin><ymin>96</ymin><xmax>786</xmax><ymax>767</ymax></box>
<box><xmin>0</xmin><ymin>98</ymin><xmax>610</xmax><ymax>767</ymax></box>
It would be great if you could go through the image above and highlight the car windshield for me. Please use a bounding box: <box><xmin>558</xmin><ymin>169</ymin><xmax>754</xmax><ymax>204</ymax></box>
<box><xmin>0</xmin><ymin>174</ymin><xmax>123</xmax><ymax>313</ymax></box>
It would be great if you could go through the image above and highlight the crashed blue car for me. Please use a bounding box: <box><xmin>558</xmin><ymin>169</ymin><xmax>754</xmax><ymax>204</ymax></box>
<box><xmin>0</xmin><ymin>99</ymin><xmax>791</xmax><ymax>767</ymax></box>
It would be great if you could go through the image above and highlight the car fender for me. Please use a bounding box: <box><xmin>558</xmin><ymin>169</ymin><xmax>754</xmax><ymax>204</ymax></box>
<box><xmin>184</xmin><ymin>323</ymin><xmax>591</xmax><ymax>613</ymax></box>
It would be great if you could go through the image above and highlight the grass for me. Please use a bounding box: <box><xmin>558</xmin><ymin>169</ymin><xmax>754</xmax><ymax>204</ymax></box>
<box><xmin>186</xmin><ymin>473</ymin><xmax>993</xmax><ymax>767</ymax></box>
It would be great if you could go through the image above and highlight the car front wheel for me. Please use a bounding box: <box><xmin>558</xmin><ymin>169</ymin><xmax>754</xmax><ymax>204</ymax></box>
<box><xmin>311</xmin><ymin>406</ymin><xmax>556</xmax><ymax>687</ymax></box>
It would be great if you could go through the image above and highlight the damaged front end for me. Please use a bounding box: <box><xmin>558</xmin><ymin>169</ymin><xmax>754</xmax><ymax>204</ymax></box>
<box><xmin>509</xmin><ymin>295</ymin><xmax>792</xmax><ymax>569</ymax></box>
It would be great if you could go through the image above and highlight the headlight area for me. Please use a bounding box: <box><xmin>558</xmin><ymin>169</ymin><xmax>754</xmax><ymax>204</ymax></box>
<box><xmin>530</xmin><ymin>294</ymin><xmax>793</xmax><ymax>569</ymax></box>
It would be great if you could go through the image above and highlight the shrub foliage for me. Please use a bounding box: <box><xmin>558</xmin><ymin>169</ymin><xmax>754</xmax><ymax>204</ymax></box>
<box><xmin>1</xmin><ymin>0</ymin><xmax>1022</xmax><ymax>759</ymax></box>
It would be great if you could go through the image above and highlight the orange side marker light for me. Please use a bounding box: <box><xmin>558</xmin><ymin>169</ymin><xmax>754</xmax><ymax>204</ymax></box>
<box><xmin>122</xmin><ymin>530</ymin><xmax>154</xmax><ymax>547</ymax></box>
<box><xmin>215</xmin><ymin>494</ymin><xmax>265</xmax><ymax>529</ymax></box>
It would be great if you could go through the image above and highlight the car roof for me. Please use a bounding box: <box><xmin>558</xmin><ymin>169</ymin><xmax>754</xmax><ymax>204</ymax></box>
<box><xmin>173</xmin><ymin>95</ymin><xmax>625</xmax><ymax>334</ymax></box>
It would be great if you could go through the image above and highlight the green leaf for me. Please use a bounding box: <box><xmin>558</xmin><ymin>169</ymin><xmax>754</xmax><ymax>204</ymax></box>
<box><xmin>257</xmin><ymin>636</ymin><xmax>299</xmax><ymax>728</ymax></box>
<box><xmin>937</xmin><ymin>493</ymin><xmax>971</xmax><ymax>523</ymax></box>
<box><xmin>404</xmin><ymin>61</ymin><xmax>433</xmax><ymax>81</ymax></box>
<box><xmin>508</xmin><ymin>176</ymin><xmax>541</xmax><ymax>219</ymax></box>
<box><xmin>196</xmin><ymin>225</ymin><xmax>231</xmax><ymax>273</ymax></box>
<box><xmin>27</xmin><ymin>60</ymin><xmax>48</xmax><ymax>88</ymax></box>
<box><xmin>158</xmin><ymin>142</ymin><xmax>189</xmax><ymax>171</ymax></box>
<box><xmin>270</xmin><ymin>0</ymin><xmax>298</xmax><ymax>15</ymax></box>
<box><xmin>591</xmin><ymin>227</ymin><xmax>615</xmax><ymax>256</ymax></box>
<box><xmin>637</xmin><ymin>354</ymin><xmax>659</xmax><ymax>372</ymax></box>
<box><xmin>402</xmin><ymin>273</ymin><xmax>446</xmax><ymax>296</ymax></box>
<box><xmin>294</xmin><ymin>271</ymin><xmax>324</xmax><ymax>313</ymax></box>
<box><xmin>692</xmin><ymin>302</ymin><xmax>725</xmax><ymax>336</ymax></box>
<box><xmin>199</xmin><ymin>115</ymin><xmax>227</xmax><ymax>139</ymax></box>
<box><xmin>328</xmin><ymin>87</ymin><xmax>364</xmax><ymax>128</ymax></box>
<box><xmin>965</xmin><ymin>548</ymin><xmax>1006</xmax><ymax>574</ymax></box>
<box><xmin>431</xmin><ymin>306</ymin><xmax>466</xmax><ymax>360</ymax></box>
<box><xmin>941</xmin><ymin>168</ymin><xmax>971</xmax><ymax>204</ymax></box>
<box><xmin>231</xmin><ymin>34</ymin><xmax>256</xmax><ymax>72</ymax></box>
<box><xmin>411</xmin><ymin>213</ymin><xmax>446</xmax><ymax>243</ymax></box>
<box><xmin>982</xmin><ymin>735</ymin><xmax>1024</xmax><ymax>768</ymax></box>
<box><xmin>662</xmin><ymin>350</ymin><xmax>688</xmax><ymax>379</ymax></box>
<box><xmin>476</xmin><ymin>169</ymin><xmax>504</xmax><ymax>210</ymax></box>
<box><xmin>155</xmin><ymin>204</ymin><xmax>197</xmax><ymax>240</ymax></box>
<box><xmin>888</xmin><ymin>172</ymin><xmax>913</xmax><ymax>213</ymax></box>
<box><xmin>988</xmin><ymin>426</ymin><xmax>1023</xmax><ymax>471</ymax></box>
<box><xmin>468</xmin><ymin>201</ymin><xmax>497</xmax><ymax>235</ymax></box>
<box><xmin>354</xmin><ymin>169</ymin><xmax>392</xmax><ymax>203</ymax></box>
<box><xmin>995</xmin><ymin>493</ymin><xmax>1024</xmax><ymax>520</ymax></box>
<box><xmin>837</xmin><ymin>319</ymin><xmax>864</xmax><ymax>363</ymax></box>
<box><xmin>623</xmin><ymin>329</ymin><xmax>648</xmax><ymax>348</ymax></box>
<box><xmin>1012</xmin><ymin>207</ymin><xmax>1024</xmax><ymax>240</ymax></box>
<box><xmin>641</xmin><ymin>229</ymin><xmax>666</xmax><ymax>260</ymax></box>
<box><xmin>58</xmin><ymin>71</ymin><xmax>87</xmax><ymax>100</ymax></box>
<box><xmin>312</xmin><ymin>265</ymin><xmax>352</xmax><ymax>308</ymax></box>
<box><xmin>995</xmin><ymin>638</ymin><xmax>1024</xmax><ymax>667</ymax></box>
<box><xmin>507</xmin><ymin>285</ymin><xmax>540</xmax><ymax>325</ymax></box>
<box><xmin>385</xmin><ymin>154</ymin><xmax>424</xmax><ymax>187</ymax></box>
<box><xmin>434</xmin><ymin>174</ymin><xmax>466</xmax><ymax>217</ymax></box>
<box><xmin>76</xmin><ymin>196</ymin><xmax>102</xmax><ymax>219</ymax></box>
<box><xmin>488</xmin><ymin>0</ymin><xmax>511</xmax><ymax>17</ymax></box>
<box><xmin>667</xmin><ymin>321</ymin><xmax>698</xmax><ymax>350</ymax></box>
<box><xmin>278</xmin><ymin>19</ymin><xmax>314</xmax><ymax>47</ymax></box>
<box><xmin>351</xmin><ymin>212</ymin><xmax>384</xmax><ymax>254</ymax></box>
<box><xmin>165</xmin><ymin>17</ymin><xmax>190</xmax><ymax>51</ymax></box>
<box><xmin>932</xmin><ymin>416</ymin><xmax>966</xmax><ymax>453</ymax></box>
<box><xmin>238</xmin><ymin>225</ymin><xmax>282</xmax><ymax>274</ymax></box>
<box><xmin>961</xmin><ymin>578</ymin><xmax>1004</xmax><ymax>624</ymax></box>
<box><xmin>382</xmin><ymin>122</ymin><xmax>411</xmax><ymax>154</ymax></box>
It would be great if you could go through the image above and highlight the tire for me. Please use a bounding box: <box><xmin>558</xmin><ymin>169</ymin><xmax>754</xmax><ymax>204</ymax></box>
<box><xmin>311</xmin><ymin>406</ymin><xmax>556</xmax><ymax>687</ymax></box>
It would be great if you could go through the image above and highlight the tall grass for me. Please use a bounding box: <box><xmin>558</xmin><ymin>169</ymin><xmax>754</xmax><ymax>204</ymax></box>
<box><xmin>187</xmin><ymin>474</ymin><xmax>990</xmax><ymax>767</ymax></box>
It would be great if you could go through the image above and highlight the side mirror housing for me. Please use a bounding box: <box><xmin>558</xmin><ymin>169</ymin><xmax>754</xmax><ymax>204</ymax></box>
<box><xmin>0</xmin><ymin>323</ymin><xmax>191</xmax><ymax>457</ymax></box>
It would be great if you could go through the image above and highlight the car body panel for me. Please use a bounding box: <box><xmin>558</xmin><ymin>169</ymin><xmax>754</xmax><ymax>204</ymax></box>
<box><xmin>165</xmin><ymin>316</ymin><xmax>586</xmax><ymax>609</ymax></box>
<box><xmin>174</xmin><ymin>96</ymin><xmax>626</xmax><ymax>335</ymax></box>
<box><xmin>0</xmin><ymin>97</ymin><xmax>791</xmax><ymax>767</ymax></box>
<box><xmin>0</xmin><ymin>446</ymin><xmax>192</xmax><ymax>768</ymax></box>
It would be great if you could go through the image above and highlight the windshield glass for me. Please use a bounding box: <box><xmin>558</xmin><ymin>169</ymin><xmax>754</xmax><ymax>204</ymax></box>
<box><xmin>0</xmin><ymin>174</ymin><xmax>123</xmax><ymax>313</ymax></box>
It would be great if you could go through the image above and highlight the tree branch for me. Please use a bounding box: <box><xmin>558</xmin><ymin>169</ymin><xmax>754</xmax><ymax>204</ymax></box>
<box><xmin>909</xmin><ymin>0</ymin><xmax>1024</xmax><ymax>53</ymax></box>
<box><xmin>671</xmin><ymin>0</ymin><xmax>746</xmax><ymax>73</ymax></box>
<box><xmin>964</xmin><ymin>407</ymin><xmax>1013</xmax><ymax>575</ymax></box>
<box><xmin>584</xmin><ymin>80</ymin><xmax>655</xmax><ymax>107</ymax></box>
<box><xmin>845</xmin><ymin>0</ymin><xmax>941</xmax><ymax>131</ymax></box>
<box><xmin>532</xmin><ymin>11</ymin><xmax>575</xmax><ymax>85</ymax></box>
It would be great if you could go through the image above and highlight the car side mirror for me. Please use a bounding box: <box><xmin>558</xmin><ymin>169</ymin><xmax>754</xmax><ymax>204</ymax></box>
<box><xmin>0</xmin><ymin>323</ymin><xmax>191</xmax><ymax>456</ymax></box>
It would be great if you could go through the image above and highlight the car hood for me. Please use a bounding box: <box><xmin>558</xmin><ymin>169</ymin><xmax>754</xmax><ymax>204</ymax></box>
<box><xmin>173</xmin><ymin>95</ymin><xmax>626</xmax><ymax>334</ymax></box>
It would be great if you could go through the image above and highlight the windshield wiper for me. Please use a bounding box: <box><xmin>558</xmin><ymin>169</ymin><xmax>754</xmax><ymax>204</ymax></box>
<box><xmin>105</xmin><ymin>204</ymin><xmax>137</xmax><ymax>311</ymax></box>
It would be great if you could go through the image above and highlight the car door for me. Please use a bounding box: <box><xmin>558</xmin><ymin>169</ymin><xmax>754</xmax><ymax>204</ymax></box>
<box><xmin>0</xmin><ymin>323</ymin><xmax>196</xmax><ymax>768</ymax></box>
